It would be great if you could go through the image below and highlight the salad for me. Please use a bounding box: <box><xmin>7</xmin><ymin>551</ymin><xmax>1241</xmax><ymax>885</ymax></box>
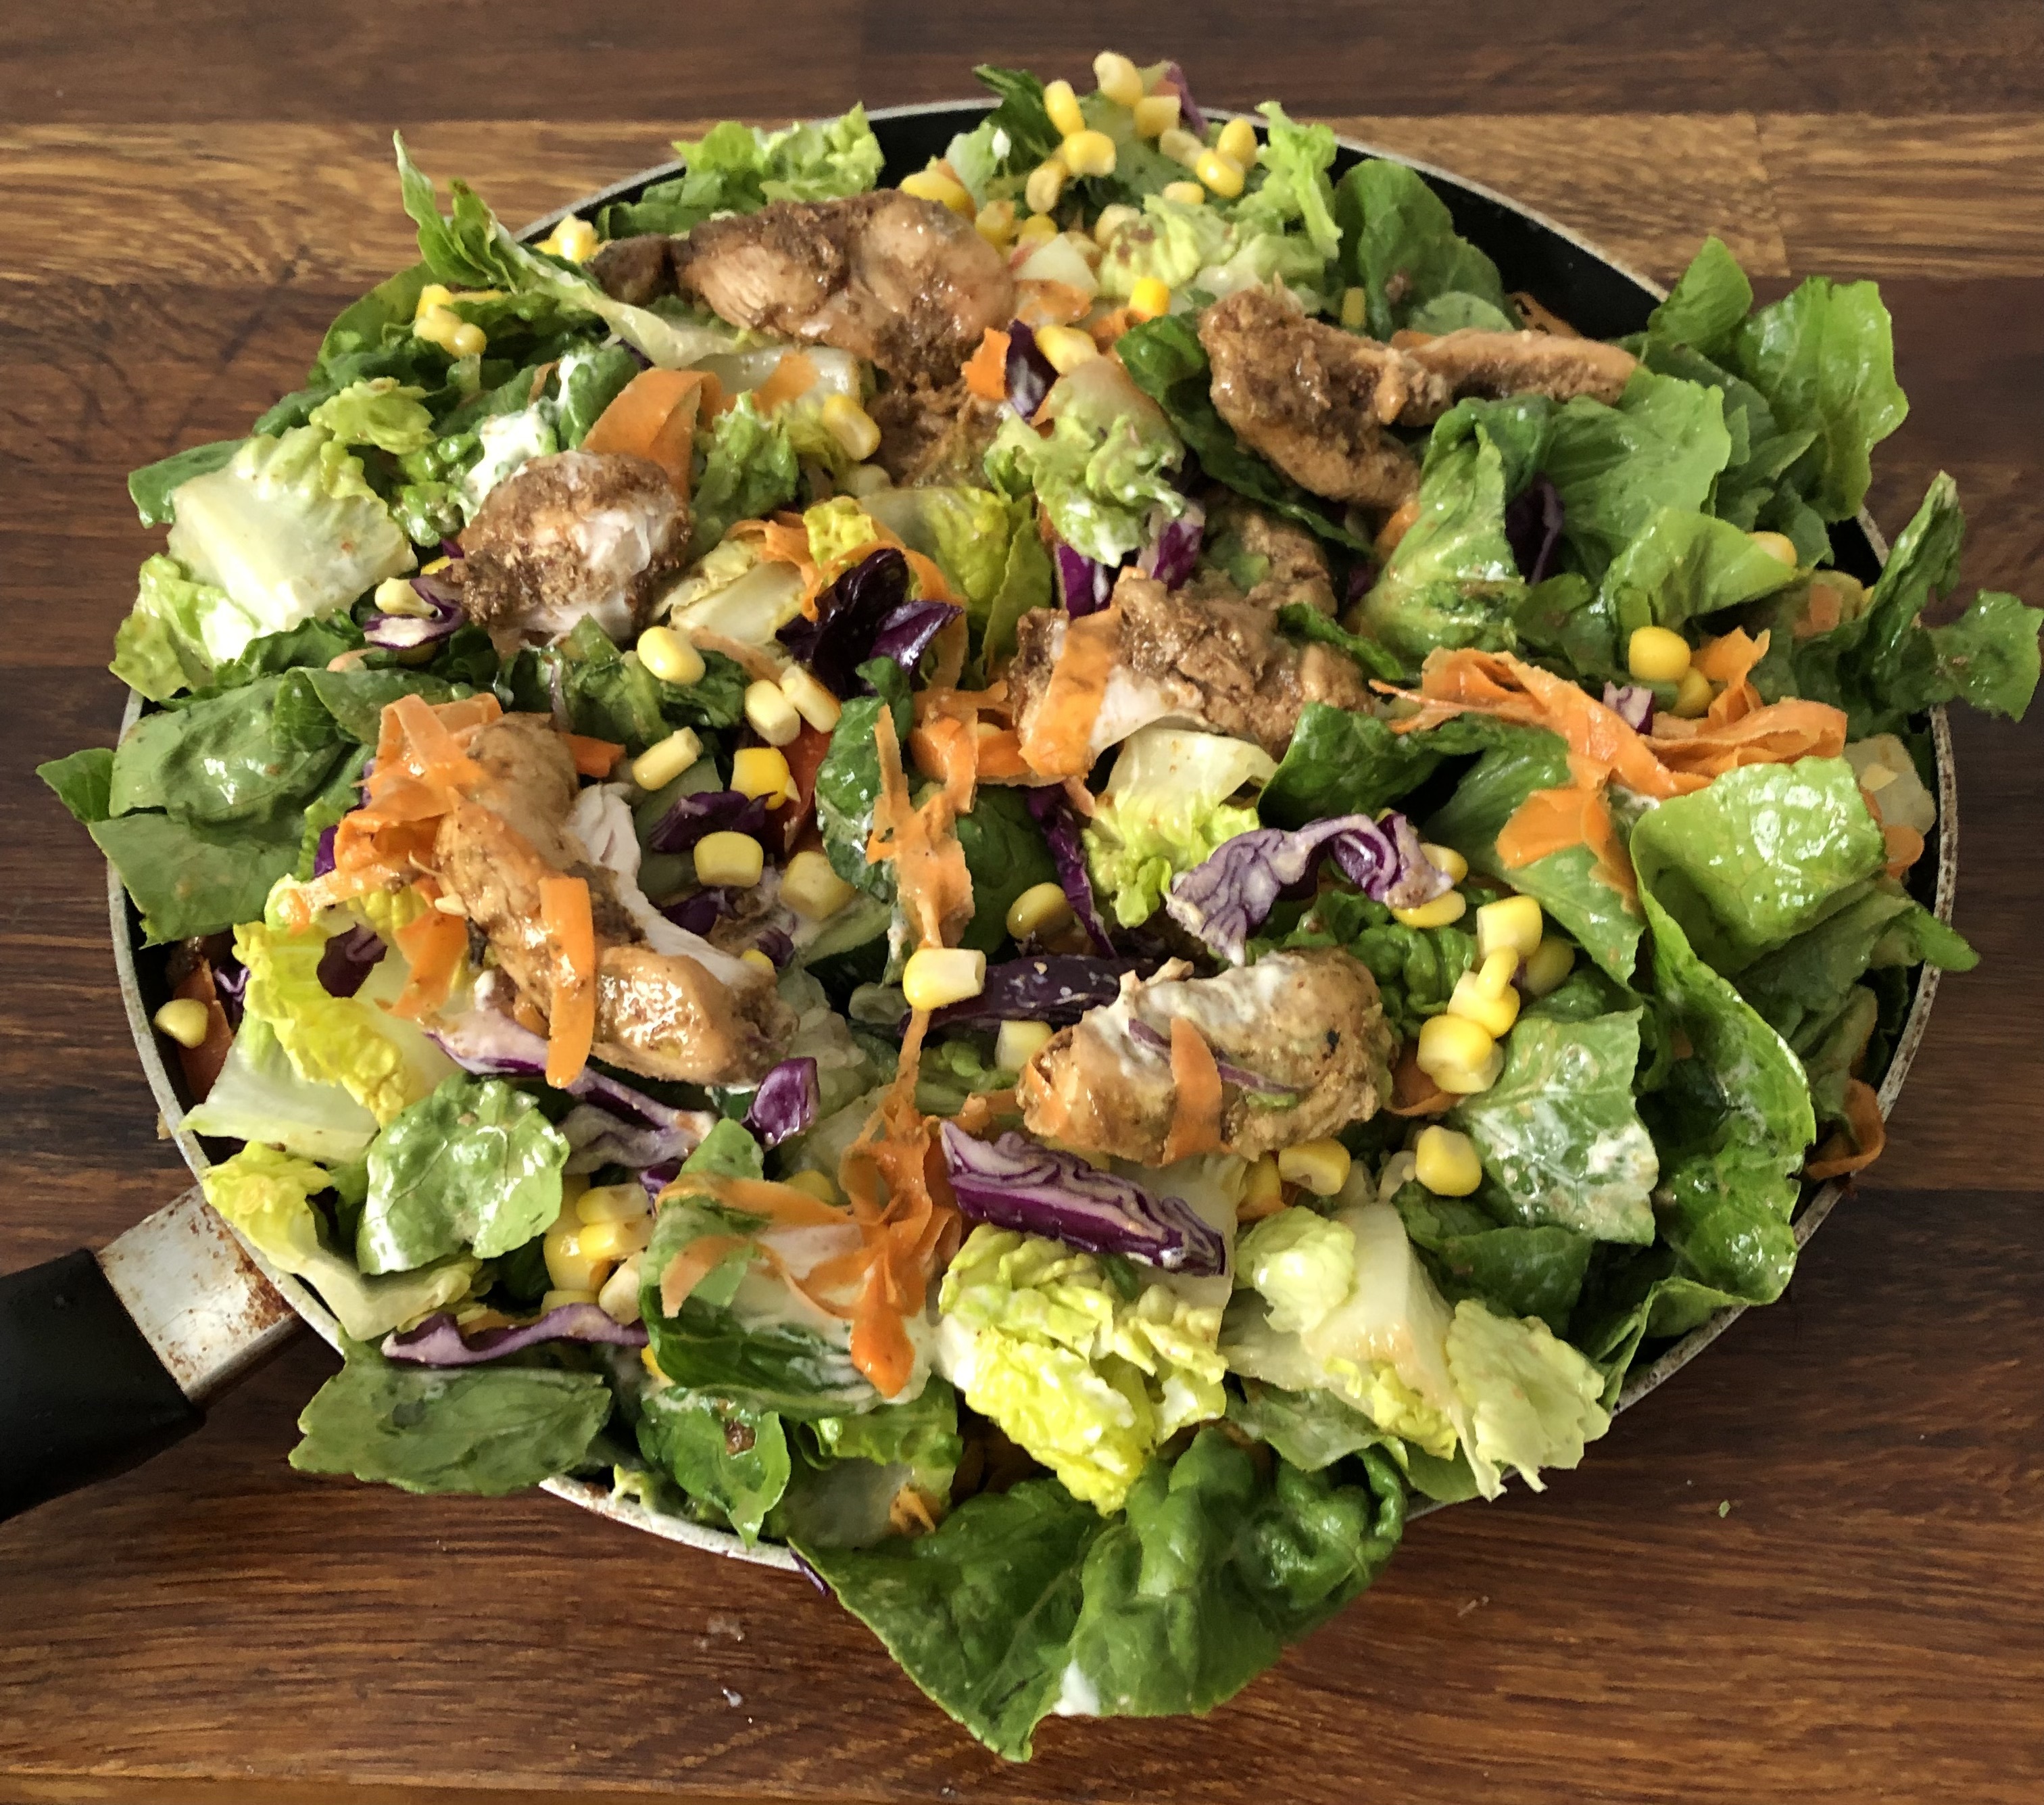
<box><xmin>39</xmin><ymin>53</ymin><xmax>2039</xmax><ymax>1759</ymax></box>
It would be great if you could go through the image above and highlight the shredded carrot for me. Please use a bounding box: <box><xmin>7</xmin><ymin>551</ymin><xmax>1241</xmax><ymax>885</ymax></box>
<box><xmin>1497</xmin><ymin>776</ymin><xmax>1638</xmax><ymax>911</ymax></box>
<box><xmin>1882</xmin><ymin>823</ymin><xmax>1926</xmax><ymax>877</ymax></box>
<box><xmin>579</xmin><ymin>368</ymin><xmax>716</xmax><ymax>499</ymax></box>
<box><xmin>538</xmin><ymin>874</ymin><xmax>596</xmax><ymax>1088</ymax></box>
<box><xmin>1015</xmin><ymin>279</ymin><xmax>1092</xmax><ymax>326</ymax></box>
<box><xmin>751</xmin><ymin>350</ymin><xmax>818</xmax><ymax>415</ymax></box>
<box><xmin>391</xmin><ymin>903</ymin><xmax>468</xmax><ymax>1020</ymax></box>
<box><xmin>867</xmin><ymin>704</ymin><xmax>975</xmax><ymax>950</ymax></box>
<box><xmin>1509</xmin><ymin>292</ymin><xmax>1584</xmax><ymax>337</ymax></box>
<box><xmin>1386</xmin><ymin>1046</ymin><xmax>1455</xmax><ymax>1117</ymax></box>
<box><xmin>685</xmin><ymin>629</ymin><xmax>785</xmax><ymax>683</ymax></box>
<box><xmin>1017</xmin><ymin>605</ymin><xmax>1121</xmax><ymax>779</ymax></box>
<box><xmin>1797</xmin><ymin>583</ymin><xmax>1846</xmax><ymax>640</ymax></box>
<box><xmin>952</xmin><ymin>1089</ymin><xmax>1020</xmax><ymax>1136</ymax></box>
<box><xmin>1161</xmin><ymin>1015</ymin><xmax>1225</xmax><ymax>1163</ymax></box>
<box><xmin>1374</xmin><ymin>497</ymin><xmax>1421</xmax><ymax>558</ymax></box>
<box><xmin>1088</xmin><ymin>307</ymin><xmax>1135</xmax><ymax>348</ymax></box>
<box><xmin>962</xmin><ymin>327</ymin><xmax>1010</xmax><ymax>403</ymax></box>
<box><xmin>1804</xmin><ymin>1079</ymin><xmax>1887</xmax><ymax>1181</ymax></box>
<box><xmin>562</xmin><ymin>732</ymin><xmax>625</xmax><ymax>777</ymax></box>
<box><xmin>657</xmin><ymin>1174</ymin><xmax>850</xmax><ymax>1229</ymax></box>
<box><xmin>659</xmin><ymin>1233</ymin><xmax>752</xmax><ymax>1317</ymax></box>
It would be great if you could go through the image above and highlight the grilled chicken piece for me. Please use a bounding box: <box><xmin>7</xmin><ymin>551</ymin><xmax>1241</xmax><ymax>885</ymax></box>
<box><xmin>1019</xmin><ymin>952</ymin><xmax>1394</xmax><ymax>1164</ymax></box>
<box><xmin>587</xmin><ymin>233</ymin><xmax>680</xmax><ymax>308</ymax></box>
<box><xmin>1008</xmin><ymin>570</ymin><xmax>1376</xmax><ymax>772</ymax></box>
<box><xmin>1187</xmin><ymin>495</ymin><xmax>1340</xmax><ymax>616</ymax></box>
<box><xmin>456</xmin><ymin>452</ymin><xmax>687</xmax><ymax>649</ymax></box>
<box><xmin>870</xmin><ymin>377</ymin><xmax>1005</xmax><ymax>486</ymax></box>
<box><xmin>1200</xmin><ymin>289</ymin><xmax>1428</xmax><ymax>511</ymax></box>
<box><xmin>428</xmin><ymin>717</ymin><xmax>793</xmax><ymax>1086</ymax></box>
<box><xmin>1198</xmin><ymin>289</ymin><xmax>1642</xmax><ymax>512</ymax></box>
<box><xmin>668</xmin><ymin>193</ymin><xmax>1015</xmax><ymax>384</ymax></box>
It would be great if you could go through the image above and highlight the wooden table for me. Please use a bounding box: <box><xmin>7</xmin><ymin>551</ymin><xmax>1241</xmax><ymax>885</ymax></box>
<box><xmin>3</xmin><ymin>5</ymin><xmax>2039</xmax><ymax>1800</ymax></box>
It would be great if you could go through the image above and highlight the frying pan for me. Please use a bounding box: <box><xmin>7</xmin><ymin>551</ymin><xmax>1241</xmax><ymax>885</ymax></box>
<box><xmin>0</xmin><ymin>103</ymin><xmax>1960</xmax><ymax>1544</ymax></box>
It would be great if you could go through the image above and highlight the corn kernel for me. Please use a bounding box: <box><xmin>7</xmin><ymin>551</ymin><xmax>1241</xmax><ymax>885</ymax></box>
<box><xmin>1215</xmin><ymin>117</ymin><xmax>1260</xmax><ymax>166</ymax></box>
<box><xmin>740</xmin><ymin>947</ymin><xmax>777</xmax><ymax>976</ymax></box>
<box><xmin>783</xmin><ymin>848</ymin><xmax>858</xmax><ymax>921</ymax></box>
<box><xmin>1420</xmin><ymin>841</ymin><xmax>1469</xmax><ymax>884</ymax></box>
<box><xmin>1196</xmin><ymin>149</ymin><xmax>1246</xmax><ymax>198</ymax></box>
<box><xmin>1127</xmin><ymin>276</ymin><xmax>1173</xmax><ymax>321</ymax></box>
<box><xmin>1377</xmin><ymin>1149</ymin><xmax>1419</xmax><ymax>1205</ymax></box>
<box><xmin>995</xmin><ymin>1018</ymin><xmax>1056</xmax><ymax>1070</ymax></box>
<box><xmin>1133</xmin><ymin>93</ymin><xmax>1182</xmax><ymax>138</ymax></box>
<box><xmin>636</xmin><ymin>623</ymin><xmax>705</xmax><ymax>686</ymax></box>
<box><xmin>1278</xmin><ymin>1138</ymin><xmax>1352</xmax><ymax>1197</ymax></box>
<box><xmin>1034</xmin><ymin>324</ymin><xmax>1100</xmax><ymax>375</ymax></box>
<box><xmin>1671</xmin><ymin>666</ymin><xmax>1716</xmax><ymax>718</ymax></box>
<box><xmin>900</xmin><ymin>166</ymin><xmax>975</xmax><ymax>215</ymax></box>
<box><xmin>548</xmin><ymin>215</ymin><xmax>599</xmax><ymax>263</ymax></box>
<box><xmin>694</xmin><ymin>830</ymin><xmax>764</xmax><ymax>888</ymax></box>
<box><xmin>975</xmin><ymin>199</ymin><xmax>1018</xmax><ymax>247</ymax></box>
<box><xmin>543</xmin><ymin>1211</ymin><xmax>608</xmax><ymax>1293</ymax></box>
<box><xmin>1447</xmin><ymin>966</ymin><xmax>1522</xmax><ymax>1038</ymax></box>
<box><xmin>153</xmin><ymin>998</ymin><xmax>210</xmax><ymax>1049</ymax></box>
<box><xmin>1413</xmin><ymin>1126</ymin><xmax>1483</xmax><ymax>1197</ymax></box>
<box><xmin>413</xmin><ymin>304</ymin><xmax>463</xmax><ymax>350</ymax></box>
<box><xmin>541</xmin><ymin>1288</ymin><xmax>600</xmax><ymax>1314</ymax></box>
<box><xmin>1519</xmin><ymin>936</ymin><xmax>1576</xmax><ymax>998</ymax></box>
<box><xmin>1416</xmin><ymin>1013</ymin><xmax>1502</xmax><ymax>1095</ymax></box>
<box><xmin>728</xmin><ymin>748</ymin><xmax>790</xmax><ymax>807</ymax></box>
<box><xmin>579</xmin><ymin>1216</ymin><xmax>654</xmax><ymax>1264</ymax></box>
<box><xmin>1025</xmin><ymin>159</ymin><xmax>1068</xmax><ymax>216</ymax></box>
<box><xmin>1471</xmin><ymin>948</ymin><xmax>1519</xmax><ymax>995</ymax></box>
<box><xmin>447</xmin><ymin>321</ymin><xmax>487</xmax><ymax>359</ymax></box>
<box><xmin>577</xmin><ymin>1184</ymin><xmax>651</xmax><ymax>1225</ymax></box>
<box><xmin>783</xmin><ymin>1169</ymin><xmax>842</xmax><ymax>1206</ymax></box>
<box><xmin>629</xmin><ymin>726</ymin><xmax>703</xmax><ymax>792</ymax></box>
<box><xmin>1044</xmin><ymin>78</ymin><xmax>1087</xmax><ymax>139</ymax></box>
<box><xmin>1062</xmin><ymin>129</ymin><xmax>1118</xmax><ymax>179</ymax></box>
<box><xmin>641</xmin><ymin>1343</ymin><xmax>668</xmax><ymax>1380</ymax></box>
<box><xmin>1094</xmin><ymin>50</ymin><xmax>1146</xmax><ymax>107</ymax></box>
<box><xmin>1092</xmin><ymin>202</ymin><xmax>1141</xmax><ymax>247</ymax></box>
<box><xmin>419</xmin><ymin>556</ymin><xmax>451</xmax><ymax>575</ymax></box>
<box><xmin>820</xmin><ymin>392</ymin><xmax>881</xmax><ymax>462</ymax></box>
<box><xmin>1340</xmin><ymin>286</ymin><xmax>1368</xmax><ymax>330</ymax></box>
<box><xmin>1016</xmin><ymin>212</ymin><xmax>1059</xmax><ymax>246</ymax></box>
<box><xmin>1474</xmin><ymin>894</ymin><xmax>1544</xmax><ymax>963</ymax></box>
<box><xmin>1628</xmin><ymin>624</ymin><xmax>1693</xmax><ymax>684</ymax></box>
<box><xmin>414</xmin><ymin>283</ymin><xmax>454</xmax><ymax>320</ymax></box>
<box><xmin>1159</xmin><ymin>126</ymin><xmax>1205</xmax><ymax>168</ymax></box>
<box><xmin>743</xmin><ymin>678</ymin><xmax>802</xmax><ymax>746</ymax></box>
<box><xmin>1749</xmin><ymin>529</ymin><xmax>1800</xmax><ymax>567</ymax></box>
<box><xmin>1391</xmin><ymin>890</ymin><xmax>1468</xmax><ymax>929</ymax></box>
<box><xmin>1240</xmin><ymin>1153</ymin><xmax>1286</xmax><ymax>1218</ymax></box>
<box><xmin>902</xmin><ymin>946</ymin><xmax>987</xmax><ymax>1011</ymax></box>
<box><xmin>779</xmin><ymin>663</ymin><xmax>842</xmax><ymax>733</ymax></box>
<box><xmin>374</xmin><ymin>575</ymin><xmax>422</xmax><ymax>615</ymax></box>
<box><xmin>1005</xmin><ymin>880</ymin><xmax>1074</xmax><ymax>940</ymax></box>
<box><xmin>1161</xmin><ymin>180</ymin><xmax>1207</xmax><ymax>207</ymax></box>
<box><xmin>597</xmin><ymin>1256</ymin><xmax>643</xmax><ymax>1326</ymax></box>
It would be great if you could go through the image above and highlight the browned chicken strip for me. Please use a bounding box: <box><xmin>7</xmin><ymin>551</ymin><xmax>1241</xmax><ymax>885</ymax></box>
<box><xmin>427</xmin><ymin>716</ymin><xmax>794</xmax><ymax>1086</ymax></box>
<box><xmin>1186</xmin><ymin>495</ymin><xmax>1340</xmax><ymax>616</ymax></box>
<box><xmin>1403</xmin><ymin>328</ymin><xmax>1636</xmax><ymax>410</ymax></box>
<box><xmin>588</xmin><ymin>233</ymin><xmax>680</xmax><ymax>308</ymax></box>
<box><xmin>870</xmin><ymin>377</ymin><xmax>1004</xmax><ymax>487</ymax></box>
<box><xmin>664</xmin><ymin>192</ymin><xmax>1015</xmax><ymax>385</ymax></box>
<box><xmin>1007</xmin><ymin>570</ymin><xmax>1376</xmax><ymax>770</ymax></box>
<box><xmin>457</xmin><ymin>452</ymin><xmax>687</xmax><ymax>650</ymax></box>
<box><xmin>1019</xmin><ymin>952</ymin><xmax>1394</xmax><ymax>1164</ymax></box>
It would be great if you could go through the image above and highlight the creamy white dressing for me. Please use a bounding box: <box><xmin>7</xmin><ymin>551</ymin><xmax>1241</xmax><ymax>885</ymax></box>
<box><xmin>460</xmin><ymin>407</ymin><xmax>556</xmax><ymax>519</ymax></box>
<box><xmin>1051</xmin><ymin>1660</ymin><xmax>1101</xmax><ymax>1718</ymax></box>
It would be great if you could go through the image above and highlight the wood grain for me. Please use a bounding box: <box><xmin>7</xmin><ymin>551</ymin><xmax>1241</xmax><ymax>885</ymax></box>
<box><xmin>1</xmin><ymin>5</ymin><xmax>2040</xmax><ymax>1799</ymax></box>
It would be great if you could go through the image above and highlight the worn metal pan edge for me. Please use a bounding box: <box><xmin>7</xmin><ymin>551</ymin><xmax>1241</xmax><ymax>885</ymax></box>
<box><xmin>110</xmin><ymin>105</ymin><xmax>1957</xmax><ymax>1563</ymax></box>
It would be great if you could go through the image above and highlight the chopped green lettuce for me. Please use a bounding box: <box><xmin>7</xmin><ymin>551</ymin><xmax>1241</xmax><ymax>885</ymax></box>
<box><xmin>1334</xmin><ymin>158</ymin><xmax>1515</xmax><ymax>339</ymax></box>
<box><xmin>599</xmin><ymin>105</ymin><xmax>884</xmax><ymax>237</ymax></box>
<box><xmin>112</xmin><ymin>554</ymin><xmax>250</xmax><ymax>702</ymax></box>
<box><xmin>1081</xmin><ymin>725</ymin><xmax>1276</xmax><ymax>928</ymax></box>
<box><xmin>1234</xmin><ymin>103</ymin><xmax>1342</xmax><ymax>260</ymax></box>
<box><xmin>91</xmin><ymin>810</ymin><xmax>300</xmax><ymax>944</ymax></box>
<box><xmin>307</xmin><ymin>378</ymin><xmax>437</xmax><ymax>454</ymax></box>
<box><xmin>183</xmin><ymin>1016</ymin><xmax>379</xmax><ymax>1161</ymax></box>
<box><xmin>636</xmin><ymin>1387</ymin><xmax>792</xmax><ymax>1543</ymax></box>
<box><xmin>1236</xmin><ymin>1207</ymin><xmax>1357</xmax><ymax>1334</ymax></box>
<box><xmin>688</xmin><ymin>395</ymin><xmax>801</xmax><ymax>554</ymax></box>
<box><xmin>1442</xmin><ymin>1296</ymin><xmax>1611</xmax><ymax>1487</ymax></box>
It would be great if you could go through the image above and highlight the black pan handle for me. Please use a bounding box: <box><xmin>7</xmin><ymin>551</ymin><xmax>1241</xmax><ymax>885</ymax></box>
<box><xmin>0</xmin><ymin>1249</ymin><xmax>203</xmax><ymax>1521</ymax></box>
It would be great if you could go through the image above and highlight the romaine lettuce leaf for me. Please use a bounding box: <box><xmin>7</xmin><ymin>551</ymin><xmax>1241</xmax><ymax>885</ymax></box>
<box><xmin>1258</xmin><ymin>704</ymin><xmax>1519</xmax><ymax>829</ymax></box>
<box><xmin>35</xmin><ymin>748</ymin><xmax>115</xmax><ymax>827</ymax></box>
<box><xmin>863</xmin><ymin>485</ymin><xmax>1018</xmax><ymax>615</ymax></box>
<box><xmin>1333</xmin><ymin>158</ymin><xmax>1515</xmax><ymax>339</ymax></box>
<box><xmin>688</xmin><ymin>395</ymin><xmax>801</xmax><ymax>556</ymax></box>
<box><xmin>1597</xmin><ymin>506</ymin><xmax>1800</xmax><ymax>637</ymax></box>
<box><xmin>1646</xmin><ymin>235</ymin><xmax>1753</xmax><ymax>360</ymax></box>
<box><xmin>308</xmin><ymin>378</ymin><xmax>437</xmax><ymax>455</ymax></box>
<box><xmin>635</xmin><ymin>1387</ymin><xmax>791</xmax><ymax>1543</ymax></box>
<box><xmin>1442</xmin><ymin>1296</ymin><xmax>1611</xmax><ymax>1487</ymax></box>
<box><xmin>1392</xmin><ymin>1183</ymin><xmax>1592</xmax><ymax>1334</ymax></box>
<box><xmin>128</xmin><ymin>439</ymin><xmax>245</xmax><ymax>529</ymax></box>
<box><xmin>183</xmin><ymin>1016</ymin><xmax>379</xmax><ymax>1161</ymax></box>
<box><xmin>1232</xmin><ymin>103</ymin><xmax>1342</xmax><ymax>260</ymax></box>
<box><xmin>598</xmin><ymin>105</ymin><xmax>884</xmax><ymax>237</ymax></box>
<box><xmin>107</xmin><ymin>675</ymin><xmax>345</xmax><ymax>827</ymax></box>
<box><xmin>954</xmin><ymin>786</ymin><xmax>1059</xmax><ymax>954</ymax></box>
<box><xmin>91</xmin><ymin>810</ymin><xmax>300</xmax><ymax>943</ymax></box>
<box><xmin>112</xmin><ymin>554</ymin><xmax>249</xmax><ymax>702</ymax></box>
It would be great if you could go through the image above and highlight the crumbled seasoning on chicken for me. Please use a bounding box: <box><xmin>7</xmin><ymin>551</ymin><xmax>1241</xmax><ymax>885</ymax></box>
<box><xmin>1007</xmin><ymin>569</ymin><xmax>1376</xmax><ymax>772</ymax></box>
<box><xmin>427</xmin><ymin>715</ymin><xmax>794</xmax><ymax>1086</ymax></box>
<box><xmin>456</xmin><ymin>450</ymin><xmax>688</xmax><ymax>649</ymax></box>
<box><xmin>1019</xmin><ymin>951</ymin><xmax>1394</xmax><ymax>1164</ymax></box>
<box><xmin>667</xmin><ymin>192</ymin><xmax>1015</xmax><ymax>385</ymax></box>
<box><xmin>870</xmin><ymin>377</ymin><xmax>1006</xmax><ymax>487</ymax></box>
<box><xmin>587</xmin><ymin>233</ymin><xmax>681</xmax><ymax>308</ymax></box>
<box><xmin>1186</xmin><ymin>494</ymin><xmax>1340</xmax><ymax>615</ymax></box>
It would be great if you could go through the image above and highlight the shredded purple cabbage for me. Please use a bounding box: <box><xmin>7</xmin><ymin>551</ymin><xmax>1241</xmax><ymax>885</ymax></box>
<box><xmin>779</xmin><ymin>546</ymin><xmax>961</xmax><ymax>697</ymax></box>
<box><xmin>1165</xmin><ymin>811</ymin><xmax>1452</xmax><ymax>963</ymax></box>
<box><xmin>364</xmin><ymin>571</ymin><xmax>465</xmax><ymax>650</ymax></box>
<box><xmin>646</xmin><ymin>790</ymin><xmax>769</xmax><ymax>855</ymax></box>
<box><xmin>1123</xmin><ymin>1016</ymin><xmax>1298</xmax><ymax>1095</ymax></box>
<box><xmin>1023</xmin><ymin>786</ymin><xmax>1115</xmax><ymax>954</ymax></box>
<box><xmin>315</xmin><ymin>923</ymin><xmax>387</xmax><ymax>999</ymax></box>
<box><xmin>928</xmin><ymin>955</ymin><xmax>1151</xmax><ymax>1032</ymax></box>
<box><xmin>752</xmin><ymin>926</ymin><xmax>794</xmax><ymax>967</ymax></box>
<box><xmin>429</xmin><ymin>1009</ymin><xmax>711</xmax><ymax>1137</ymax></box>
<box><xmin>1344</xmin><ymin>560</ymin><xmax>1379</xmax><ymax>608</ymax></box>
<box><xmin>1505</xmin><ymin>475</ymin><xmax>1565</xmax><ymax>585</ymax></box>
<box><xmin>940</xmin><ymin>1122</ymin><xmax>1227</xmax><ymax>1276</ymax></box>
<box><xmin>744</xmin><ymin>1057</ymin><xmax>820</xmax><ymax>1147</ymax></box>
<box><xmin>382</xmin><ymin>1303</ymin><xmax>647</xmax><ymax>1366</ymax></box>
<box><xmin>312</xmin><ymin>825</ymin><xmax>339</xmax><ymax>879</ymax></box>
<box><xmin>1137</xmin><ymin>498</ymin><xmax>1204</xmax><ymax>590</ymax></box>
<box><xmin>660</xmin><ymin>889</ymin><xmax>732</xmax><ymax>936</ymax></box>
<box><xmin>1004</xmin><ymin>320</ymin><xmax>1054</xmax><ymax>420</ymax></box>
<box><xmin>1602</xmin><ymin>681</ymin><xmax>1656</xmax><ymax>731</ymax></box>
<box><xmin>560</xmin><ymin>1104</ymin><xmax>708</xmax><ymax>1175</ymax></box>
<box><xmin>1053</xmin><ymin>539</ymin><xmax>1115</xmax><ymax>617</ymax></box>
<box><xmin>439</xmin><ymin>537</ymin><xmax>465</xmax><ymax>561</ymax></box>
<box><xmin>639</xmin><ymin>1158</ymin><xmax>683</xmax><ymax>1205</ymax></box>
<box><xmin>1154</xmin><ymin>64</ymin><xmax>1210</xmax><ymax>137</ymax></box>
<box><xmin>213</xmin><ymin>959</ymin><xmax>247</xmax><ymax>1030</ymax></box>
